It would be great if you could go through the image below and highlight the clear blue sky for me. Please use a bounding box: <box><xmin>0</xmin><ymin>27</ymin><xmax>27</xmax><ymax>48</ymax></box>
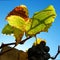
<box><xmin>0</xmin><ymin>0</ymin><xmax>60</xmax><ymax>59</ymax></box>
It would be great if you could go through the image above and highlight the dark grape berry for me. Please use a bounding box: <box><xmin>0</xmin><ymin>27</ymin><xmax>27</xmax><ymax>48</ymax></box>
<box><xmin>28</xmin><ymin>41</ymin><xmax>50</xmax><ymax>60</ymax></box>
<box><xmin>43</xmin><ymin>46</ymin><xmax>50</xmax><ymax>52</ymax></box>
<box><xmin>40</xmin><ymin>41</ymin><xmax>46</xmax><ymax>47</ymax></box>
<box><xmin>43</xmin><ymin>53</ymin><xmax>50</xmax><ymax>59</ymax></box>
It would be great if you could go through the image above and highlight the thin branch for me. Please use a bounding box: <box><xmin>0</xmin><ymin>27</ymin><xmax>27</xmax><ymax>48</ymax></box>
<box><xmin>0</xmin><ymin>36</ymin><xmax>32</xmax><ymax>49</ymax></box>
<box><xmin>50</xmin><ymin>53</ymin><xmax>59</xmax><ymax>59</ymax></box>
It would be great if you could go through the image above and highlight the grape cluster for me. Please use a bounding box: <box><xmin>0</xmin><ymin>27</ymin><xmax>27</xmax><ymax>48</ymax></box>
<box><xmin>28</xmin><ymin>41</ymin><xmax>50</xmax><ymax>60</ymax></box>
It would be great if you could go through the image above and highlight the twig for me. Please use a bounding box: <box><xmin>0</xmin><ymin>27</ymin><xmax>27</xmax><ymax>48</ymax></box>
<box><xmin>50</xmin><ymin>52</ymin><xmax>59</xmax><ymax>59</ymax></box>
<box><xmin>0</xmin><ymin>36</ymin><xmax>31</xmax><ymax>49</ymax></box>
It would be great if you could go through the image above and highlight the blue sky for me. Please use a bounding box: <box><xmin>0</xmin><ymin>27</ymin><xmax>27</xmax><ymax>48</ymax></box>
<box><xmin>0</xmin><ymin>0</ymin><xmax>60</xmax><ymax>59</ymax></box>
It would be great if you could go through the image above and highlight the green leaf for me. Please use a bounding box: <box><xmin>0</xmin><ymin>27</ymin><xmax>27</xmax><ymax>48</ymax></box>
<box><xmin>13</xmin><ymin>28</ymin><xmax>24</xmax><ymax>45</ymax></box>
<box><xmin>2</xmin><ymin>24</ymin><xmax>24</xmax><ymax>45</ymax></box>
<box><xmin>25</xmin><ymin>19</ymin><xmax>32</xmax><ymax>31</ymax></box>
<box><xmin>2</xmin><ymin>24</ymin><xmax>14</xmax><ymax>35</ymax></box>
<box><xmin>26</xmin><ymin>5</ymin><xmax>56</xmax><ymax>36</ymax></box>
<box><xmin>6</xmin><ymin>15</ymin><xmax>26</xmax><ymax>31</ymax></box>
<box><xmin>6</xmin><ymin>15</ymin><xmax>31</xmax><ymax>32</ymax></box>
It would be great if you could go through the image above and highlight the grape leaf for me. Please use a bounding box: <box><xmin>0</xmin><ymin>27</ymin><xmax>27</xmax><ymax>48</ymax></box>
<box><xmin>6</xmin><ymin>5</ymin><xmax>30</xmax><ymax>32</ymax></box>
<box><xmin>6</xmin><ymin>5</ymin><xmax>29</xmax><ymax>21</ymax></box>
<box><xmin>26</xmin><ymin>5</ymin><xmax>56</xmax><ymax>36</ymax></box>
<box><xmin>2</xmin><ymin>24</ymin><xmax>24</xmax><ymax>45</ymax></box>
<box><xmin>25</xmin><ymin>19</ymin><xmax>32</xmax><ymax>31</ymax></box>
<box><xmin>2</xmin><ymin>24</ymin><xmax>14</xmax><ymax>35</ymax></box>
<box><xmin>6</xmin><ymin>15</ymin><xmax>31</xmax><ymax>32</ymax></box>
<box><xmin>13</xmin><ymin>28</ymin><xmax>24</xmax><ymax>45</ymax></box>
<box><xmin>6</xmin><ymin>15</ymin><xmax>26</xmax><ymax>31</ymax></box>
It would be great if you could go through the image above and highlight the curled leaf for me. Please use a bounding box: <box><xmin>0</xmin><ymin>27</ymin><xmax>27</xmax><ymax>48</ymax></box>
<box><xmin>6</xmin><ymin>5</ymin><xmax>29</xmax><ymax>21</ymax></box>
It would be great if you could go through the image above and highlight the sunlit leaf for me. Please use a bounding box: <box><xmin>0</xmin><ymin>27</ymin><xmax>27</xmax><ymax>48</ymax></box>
<box><xmin>13</xmin><ymin>28</ymin><xmax>24</xmax><ymax>45</ymax></box>
<box><xmin>26</xmin><ymin>5</ymin><xmax>56</xmax><ymax>36</ymax></box>
<box><xmin>6</xmin><ymin>5</ymin><xmax>29</xmax><ymax>21</ymax></box>
<box><xmin>25</xmin><ymin>19</ymin><xmax>32</xmax><ymax>31</ymax></box>
<box><xmin>2</xmin><ymin>24</ymin><xmax>24</xmax><ymax>45</ymax></box>
<box><xmin>6</xmin><ymin>15</ymin><xmax>31</xmax><ymax>32</ymax></box>
<box><xmin>6</xmin><ymin>15</ymin><xmax>26</xmax><ymax>31</ymax></box>
<box><xmin>2</xmin><ymin>24</ymin><xmax>14</xmax><ymax>35</ymax></box>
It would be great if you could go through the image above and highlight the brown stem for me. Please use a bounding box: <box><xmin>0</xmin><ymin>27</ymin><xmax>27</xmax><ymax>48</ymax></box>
<box><xmin>50</xmin><ymin>52</ymin><xmax>59</xmax><ymax>59</ymax></box>
<box><xmin>0</xmin><ymin>36</ymin><xmax>32</xmax><ymax>49</ymax></box>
